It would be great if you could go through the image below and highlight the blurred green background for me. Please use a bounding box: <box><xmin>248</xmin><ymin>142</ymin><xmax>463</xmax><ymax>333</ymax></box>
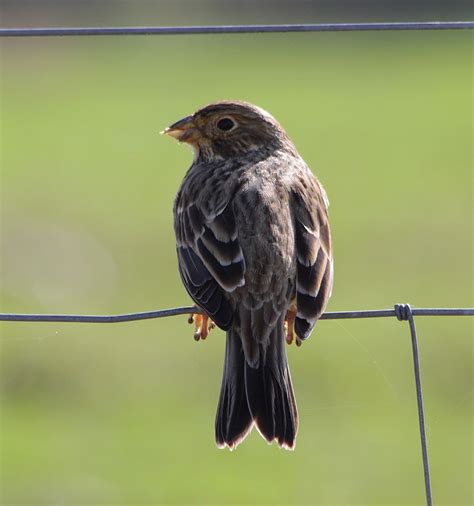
<box><xmin>0</xmin><ymin>4</ymin><xmax>472</xmax><ymax>504</ymax></box>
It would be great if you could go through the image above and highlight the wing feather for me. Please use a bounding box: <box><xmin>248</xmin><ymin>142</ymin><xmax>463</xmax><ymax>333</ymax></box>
<box><xmin>174</xmin><ymin>196</ymin><xmax>246</xmax><ymax>330</ymax></box>
<box><xmin>291</xmin><ymin>173</ymin><xmax>333</xmax><ymax>340</ymax></box>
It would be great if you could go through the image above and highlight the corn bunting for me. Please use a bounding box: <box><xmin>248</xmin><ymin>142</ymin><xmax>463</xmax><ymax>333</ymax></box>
<box><xmin>163</xmin><ymin>101</ymin><xmax>333</xmax><ymax>450</ymax></box>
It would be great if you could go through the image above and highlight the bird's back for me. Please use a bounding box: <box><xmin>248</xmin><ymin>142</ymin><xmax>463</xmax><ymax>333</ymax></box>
<box><xmin>232</xmin><ymin>152</ymin><xmax>297</xmax><ymax>305</ymax></box>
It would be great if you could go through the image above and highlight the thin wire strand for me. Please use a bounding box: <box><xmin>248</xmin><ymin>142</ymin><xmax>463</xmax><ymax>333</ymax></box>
<box><xmin>408</xmin><ymin>311</ymin><xmax>433</xmax><ymax>506</ymax></box>
<box><xmin>0</xmin><ymin>21</ymin><xmax>473</xmax><ymax>38</ymax></box>
<box><xmin>0</xmin><ymin>306</ymin><xmax>472</xmax><ymax>323</ymax></box>
<box><xmin>395</xmin><ymin>304</ymin><xmax>433</xmax><ymax>505</ymax></box>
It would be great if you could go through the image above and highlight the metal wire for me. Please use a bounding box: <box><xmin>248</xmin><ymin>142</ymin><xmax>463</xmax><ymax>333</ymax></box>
<box><xmin>395</xmin><ymin>304</ymin><xmax>433</xmax><ymax>505</ymax></box>
<box><xmin>0</xmin><ymin>306</ymin><xmax>472</xmax><ymax>323</ymax></box>
<box><xmin>0</xmin><ymin>21</ymin><xmax>473</xmax><ymax>38</ymax></box>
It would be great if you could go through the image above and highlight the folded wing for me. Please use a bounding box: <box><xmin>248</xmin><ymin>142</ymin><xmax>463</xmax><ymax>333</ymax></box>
<box><xmin>291</xmin><ymin>174</ymin><xmax>333</xmax><ymax>340</ymax></box>
<box><xmin>175</xmin><ymin>199</ymin><xmax>246</xmax><ymax>330</ymax></box>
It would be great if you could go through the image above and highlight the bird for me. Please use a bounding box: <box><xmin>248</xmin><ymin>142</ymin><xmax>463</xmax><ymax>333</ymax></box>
<box><xmin>162</xmin><ymin>100</ymin><xmax>333</xmax><ymax>450</ymax></box>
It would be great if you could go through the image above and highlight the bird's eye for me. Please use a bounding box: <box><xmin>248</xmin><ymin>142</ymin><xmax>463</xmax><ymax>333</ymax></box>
<box><xmin>216</xmin><ymin>117</ymin><xmax>236</xmax><ymax>132</ymax></box>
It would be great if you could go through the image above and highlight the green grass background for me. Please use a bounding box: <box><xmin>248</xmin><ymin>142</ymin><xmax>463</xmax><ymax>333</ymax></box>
<box><xmin>0</xmin><ymin>32</ymin><xmax>472</xmax><ymax>504</ymax></box>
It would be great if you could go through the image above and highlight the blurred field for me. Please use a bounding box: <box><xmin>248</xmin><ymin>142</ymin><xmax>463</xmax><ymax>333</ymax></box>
<box><xmin>0</xmin><ymin>32</ymin><xmax>472</xmax><ymax>504</ymax></box>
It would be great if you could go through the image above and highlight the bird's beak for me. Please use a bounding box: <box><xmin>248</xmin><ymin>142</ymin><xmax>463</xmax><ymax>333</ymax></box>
<box><xmin>160</xmin><ymin>115</ymin><xmax>199</xmax><ymax>144</ymax></box>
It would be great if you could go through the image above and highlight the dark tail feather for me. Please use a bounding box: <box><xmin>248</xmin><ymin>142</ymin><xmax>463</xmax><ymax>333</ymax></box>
<box><xmin>215</xmin><ymin>326</ymin><xmax>253</xmax><ymax>449</ymax></box>
<box><xmin>215</xmin><ymin>318</ymin><xmax>298</xmax><ymax>450</ymax></box>
<box><xmin>244</xmin><ymin>319</ymin><xmax>298</xmax><ymax>449</ymax></box>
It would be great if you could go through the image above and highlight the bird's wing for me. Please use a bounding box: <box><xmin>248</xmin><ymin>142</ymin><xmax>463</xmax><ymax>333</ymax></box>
<box><xmin>291</xmin><ymin>171</ymin><xmax>333</xmax><ymax>339</ymax></box>
<box><xmin>175</xmin><ymin>199</ymin><xmax>246</xmax><ymax>330</ymax></box>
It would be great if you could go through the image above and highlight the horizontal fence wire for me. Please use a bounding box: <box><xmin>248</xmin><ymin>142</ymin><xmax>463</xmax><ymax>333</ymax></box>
<box><xmin>0</xmin><ymin>21</ymin><xmax>473</xmax><ymax>38</ymax></box>
<box><xmin>0</xmin><ymin>306</ymin><xmax>472</xmax><ymax>323</ymax></box>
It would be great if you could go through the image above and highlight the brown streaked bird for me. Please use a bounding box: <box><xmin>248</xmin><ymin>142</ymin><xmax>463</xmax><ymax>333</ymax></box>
<box><xmin>162</xmin><ymin>101</ymin><xmax>333</xmax><ymax>450</ymax></box>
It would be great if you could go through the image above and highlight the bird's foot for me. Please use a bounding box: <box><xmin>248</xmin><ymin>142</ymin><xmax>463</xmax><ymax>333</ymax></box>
<box><xmin>285</xmin><ymin>307</ymin><xmax>302</xmax><ymax>346</ymax></box>
<box><xmin>188</xmin><ymin>313</ymin><xmax>215</xmax><ymax>341</ymax></box>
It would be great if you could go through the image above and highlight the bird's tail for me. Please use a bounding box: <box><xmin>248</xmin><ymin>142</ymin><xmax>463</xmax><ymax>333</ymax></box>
<box><xmin>215</xmin><ymin>317</ymin><xmax>298</xmax><ymax>450</ymax></box>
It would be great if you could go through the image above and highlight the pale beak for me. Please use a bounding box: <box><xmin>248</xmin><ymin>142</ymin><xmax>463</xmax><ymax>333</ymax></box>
<box><xmin>160</xmin><ymin>115</ymin><xmax>199</xmax><ymax>143</ymax></box>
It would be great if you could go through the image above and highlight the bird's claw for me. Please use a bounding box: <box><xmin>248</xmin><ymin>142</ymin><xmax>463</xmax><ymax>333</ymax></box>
<box><xmin>285</xmin><ymin>307</ymin><xmax>302</xmax><ymax>346</ymax></box>
<box><xmin>285</xmin><ymin>307</ymin><xmax>296</xmax><ymax>345</ymax></box>
<box><xmin>188</xmin><ymin>313</ymin><xmax>215</xmax><ymax>341</ymax></box>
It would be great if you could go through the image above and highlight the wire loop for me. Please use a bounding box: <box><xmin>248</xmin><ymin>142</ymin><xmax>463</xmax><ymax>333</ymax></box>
<box><xmin>394</xmin><ymin>303</ymin><xmax>412</xmax><ymax>321</ymax></box>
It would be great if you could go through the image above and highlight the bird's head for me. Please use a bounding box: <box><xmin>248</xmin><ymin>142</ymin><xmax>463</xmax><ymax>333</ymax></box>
<box><xmin>161</xmin><ymin>100</ymin><xmax>294</xmax><ymax>161</ymax></box>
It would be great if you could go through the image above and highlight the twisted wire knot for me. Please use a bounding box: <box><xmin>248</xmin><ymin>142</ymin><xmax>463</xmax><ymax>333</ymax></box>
<box><xmin>394</xmin><ymin>303</ymin><xmax>413</xmax><ymax>321</ymax></box>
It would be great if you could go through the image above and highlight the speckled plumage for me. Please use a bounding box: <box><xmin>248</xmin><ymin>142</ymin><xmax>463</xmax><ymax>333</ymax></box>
<box><xmin>166</xmin><ymin>101</ymin><xmax>333</xmax><ymax>449</ymax></box>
